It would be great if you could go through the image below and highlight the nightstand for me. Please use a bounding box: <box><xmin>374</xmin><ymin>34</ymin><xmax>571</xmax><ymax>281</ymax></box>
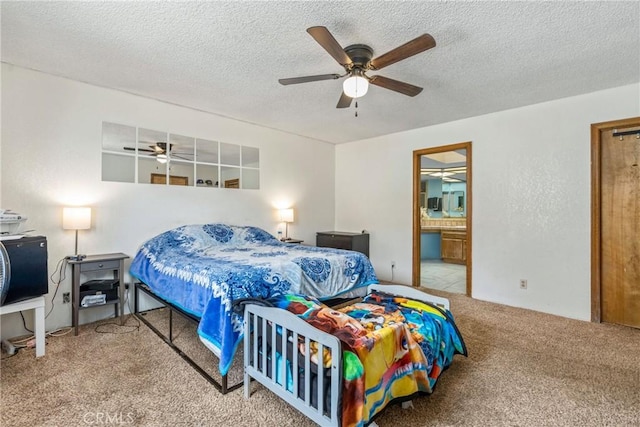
<box><xmin>281</xmin><ymin>238</ymin><xmax>304</xmax><ymax>244</ymax></box>
<box><xmin>68</xmin><ymin>253</ymin><xmax>129</xmax><ymax>335</ymax></box>
<box><xmin>316</xmin><ymin>231</ymin><xmax>369</xmax><ymax>256</ymax></box>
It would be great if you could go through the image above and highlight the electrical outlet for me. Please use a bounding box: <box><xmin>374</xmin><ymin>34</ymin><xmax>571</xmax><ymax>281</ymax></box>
<box><xmin>391</xmin><ymin>261</ymin><xmax>396</xmax><ymax>269</ymax></box>
<box><xmin>519</xmin><ymin>279</ymin><xmax>528</xmax><ymax>290</ymax></box>
<box><xmin>63</xmin><ymin>292</ymin><xmax>70</xmax><ymax>303</ymax></box>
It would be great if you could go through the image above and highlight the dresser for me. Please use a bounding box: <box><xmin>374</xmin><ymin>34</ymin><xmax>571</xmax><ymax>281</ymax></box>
<box><xmin>316</xmin><ymin>231</ymin><xmax>369</xmax><ymax>257</ymax></box>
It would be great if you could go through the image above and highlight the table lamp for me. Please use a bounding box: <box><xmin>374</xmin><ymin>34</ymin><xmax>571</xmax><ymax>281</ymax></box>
<box><xmin>279</xmin><ymin>208</ymin><xmax>294</xmax><ymax>241</ymax></box>
<box><xmin>63</xmin><ymin>207</ymin><xmax>91</xmax><ymax>260</ymax></box>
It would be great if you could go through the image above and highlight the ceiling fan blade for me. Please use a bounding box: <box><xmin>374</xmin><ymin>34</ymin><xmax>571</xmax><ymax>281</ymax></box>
<box><xmin>336</xmin><ymin>92</ymin><xmax>353</xmax><ymax>109</ymax></box>
<box><xmin>369</xmin><ymin>34</ymin><xmax>436</xmax><ymax>70</ymax></box>
<box><xmin>369</xmin><ymin>75</ymin><xmax>423</xmax><ymax>97</ymax></box>
<box><xmin>307</xmin><ymin>26</ymin><xmax>353</xmax><ymax>67</ymax></box>
<box><xmin>123</xmin><ymin>146</ymin><xmax>155</xmax><ymax>152</ymax></box>
<box><xmin>279</xmin><ymin>74</ymin><xmax>341</xmax><ymax>85</ymax></box>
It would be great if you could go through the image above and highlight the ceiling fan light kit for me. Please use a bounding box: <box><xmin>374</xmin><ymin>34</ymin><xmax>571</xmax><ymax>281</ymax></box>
<box><xmin>343</xmin><ymin>71</ymin><xmax>368</xmax><ymax>99</ymax></box>
<box><xmin>279</xmin><ymin>26</ymin><xmax>436</xmax><ymax>109</ymax></box>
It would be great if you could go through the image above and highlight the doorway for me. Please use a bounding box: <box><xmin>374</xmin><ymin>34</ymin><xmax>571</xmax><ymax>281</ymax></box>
<box><xmin>412</xmin><ymin>142</ymin><xmax>472</xmax><ymax>296</ymax></box>
<box><xmin>591</xmin><ymin>117</ymin><xmax>640</xmax><ymax>329</ymax></box>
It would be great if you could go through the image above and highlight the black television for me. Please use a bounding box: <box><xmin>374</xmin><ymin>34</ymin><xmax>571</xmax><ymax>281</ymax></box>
<box><xmin>427</xmin><ymin>197</ymin><xmax>442</xmax><ymax>211</ymax></box>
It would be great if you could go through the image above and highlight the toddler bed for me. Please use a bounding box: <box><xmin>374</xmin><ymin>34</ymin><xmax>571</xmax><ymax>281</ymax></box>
<box><xmin>242</xmin><ymin>284</ymin><xmax>467</xmax><ymax>427</ymax></box>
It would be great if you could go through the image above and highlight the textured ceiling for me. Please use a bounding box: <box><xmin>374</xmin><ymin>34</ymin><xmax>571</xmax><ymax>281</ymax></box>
<box><xmin>2</xmin><ymin>1</ymin><xmax>639</xmax><ymax>144</ymax></box>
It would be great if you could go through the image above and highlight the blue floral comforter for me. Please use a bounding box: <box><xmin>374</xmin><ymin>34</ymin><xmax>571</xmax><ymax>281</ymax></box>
<box><xmin>129</xmin><ymin>224</ymin><xmax>378</xmax><ymax>375</ymax></box>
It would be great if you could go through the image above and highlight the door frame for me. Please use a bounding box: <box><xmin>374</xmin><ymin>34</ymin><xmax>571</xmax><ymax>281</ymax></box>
<box><xmin>590</xmin><ymin>116</ymin><xmax>640</xmax><ymax>322</ymax></box>
<box><xmin>412</xmin><ymin>141</ymin><xmax>472</xmax><ymax>295</ymax></box>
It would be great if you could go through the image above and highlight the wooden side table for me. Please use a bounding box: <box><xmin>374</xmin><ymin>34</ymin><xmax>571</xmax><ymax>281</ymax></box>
<box><xmin>281</xmin><ymin>238</ymin><xmax>304</xmax><ymax>244</ymax></box>
<box><xmin>68</xmin><ymin>253</ymin><xmax>129</xmax><ymax>335</ymax></box>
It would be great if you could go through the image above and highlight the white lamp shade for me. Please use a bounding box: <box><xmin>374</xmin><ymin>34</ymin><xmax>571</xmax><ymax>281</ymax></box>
<box><xmin>343</xmin><ymin>75</ymin><xmax>369</xmax><ymax>98</ymax></box>
<box><xmin>279</xmin><ymin>208</ymin><xmax>294</xmax><ymax>223</ymax></box>
<box><xmin>63</xmin><ymin>207</ymin><xmax>92</xmax><ymax>230</ymax></box>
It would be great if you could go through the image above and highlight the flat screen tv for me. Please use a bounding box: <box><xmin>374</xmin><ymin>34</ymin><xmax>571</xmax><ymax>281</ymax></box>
<box><xmin>427</xmin><ymin>197</ymin><xmax>442</xmax><ymax>211</ymax></box>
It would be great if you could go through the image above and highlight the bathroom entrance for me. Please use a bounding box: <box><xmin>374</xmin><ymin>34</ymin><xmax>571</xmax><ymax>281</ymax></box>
<box><xmin>412</xmin><ymin>142</ymin><xmax>472</xmax><ymax>295</ymax></box>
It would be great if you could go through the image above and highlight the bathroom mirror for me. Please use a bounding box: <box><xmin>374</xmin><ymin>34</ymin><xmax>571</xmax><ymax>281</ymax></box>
<box><xmin>420</xmin><ymin>149</ymin><xmax>467</xmax><ymax>218</ymax></box>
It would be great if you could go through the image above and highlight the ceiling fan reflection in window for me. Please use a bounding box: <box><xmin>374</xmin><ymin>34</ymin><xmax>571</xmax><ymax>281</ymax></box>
<box><xmin>123</xmin><ymin>142</ymin><xmax>193</xmax><ymax>163</ymax></box>
<box><xmin>279</xmin><ymin>26</ymin><xmax>436</xmax><ymax>109</ymax></box>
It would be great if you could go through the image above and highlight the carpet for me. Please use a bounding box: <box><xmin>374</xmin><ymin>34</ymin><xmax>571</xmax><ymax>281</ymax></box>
<box><xmin>1</xmin><ymin>289</ymin><xmax>639</xmax><ymax>426</ymax></box>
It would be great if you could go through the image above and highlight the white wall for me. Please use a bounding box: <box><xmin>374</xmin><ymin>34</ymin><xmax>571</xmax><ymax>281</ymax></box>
<box><xmin>1</xmin><ymin>64</ymin><xmax>336</xmax><ymax>338</ymax></box>
<box><xmin>3</xmin><ymin>63</ymin><xmax>637</xmax><ymax>338</ymax></box>
<box><xmin>336</xmin><ymin>83</ymin><xmax>640</xmax><ymax>321</ymax></box>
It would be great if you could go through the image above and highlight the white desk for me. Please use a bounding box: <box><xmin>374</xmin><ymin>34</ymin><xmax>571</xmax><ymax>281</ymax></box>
<box><xmin>0</xmin><ymin>296</ymin><xmax>46</xmax><ymax>357</ymax></box>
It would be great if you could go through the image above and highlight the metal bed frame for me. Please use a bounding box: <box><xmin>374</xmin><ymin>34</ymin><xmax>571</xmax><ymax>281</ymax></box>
<box><xmin>134</xmin><ymin>282</ymin><xmax>243</xmax><ymax>394</ymax></box>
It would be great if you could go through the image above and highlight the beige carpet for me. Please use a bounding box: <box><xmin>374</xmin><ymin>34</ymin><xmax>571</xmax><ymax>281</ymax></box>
<box><xmin>1</xmin><ymin>290</ymin><xmax>639</xmax><ymax>427</ymax></box>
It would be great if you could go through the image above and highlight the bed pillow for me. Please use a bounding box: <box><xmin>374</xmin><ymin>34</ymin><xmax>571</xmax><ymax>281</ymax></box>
<box><xmin>202</xmin><ymin>223</ymin><xmax>236</xmax><ymax>243</ymax></box>
<box><xmin>202</xmin><ymin>223</ymin><xmax>279</xmax><ymax>246</ymax></box>
<box><xmin>242</xmin><ymin>226</ymin><xmax>280</xmax><ymax>244</ymax></box>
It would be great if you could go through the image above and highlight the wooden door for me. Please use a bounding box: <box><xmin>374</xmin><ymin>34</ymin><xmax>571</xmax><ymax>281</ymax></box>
<box><xmin>224</xmin><ymin>178</ymin><xmax>239</xmax><ymax>188</ymax></box>
<box><xmin>150</xmin><ymin>173</ymin><xmax>189</xmax><ymax>186</ymax></box>
<box><xmin>593</xmin><ymin>118</ymin><xmax>640</xmax><ymax>328</ymax></box>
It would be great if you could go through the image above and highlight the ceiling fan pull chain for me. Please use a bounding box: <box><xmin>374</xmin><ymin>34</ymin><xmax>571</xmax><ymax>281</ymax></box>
<box><xmin>355</xmin><ymin>101</ymin><xmax>359</xmax><ymax>117</ymax></box>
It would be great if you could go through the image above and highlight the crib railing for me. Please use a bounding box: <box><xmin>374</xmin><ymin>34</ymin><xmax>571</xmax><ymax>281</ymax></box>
<box><xmin>243</xmin><ymin>304</ymin><xmax>342</xmax><ymax>427</ymax></box>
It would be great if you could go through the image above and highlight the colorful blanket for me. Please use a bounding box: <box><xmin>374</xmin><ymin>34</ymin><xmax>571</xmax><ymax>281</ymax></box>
<box><xmin>270</xmin><ymin>291</ymin><xmax>467</xmax><ymax>427</ymax></box>
<box><xmin>129</xmin><ymin>224</ymin><xmax>377</xmax><ymax>375</ymax></box>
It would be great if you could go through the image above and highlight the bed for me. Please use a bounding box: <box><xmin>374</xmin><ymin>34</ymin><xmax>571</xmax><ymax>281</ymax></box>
<box><xmin>129</xmin><ymin>223</ymin><xmax>378</xmax><ymax>380</ymax></box>
<box><xmin>242</xmin><ymin>284</ymin><xmax>467</xmax><ymax>427</ymax></box>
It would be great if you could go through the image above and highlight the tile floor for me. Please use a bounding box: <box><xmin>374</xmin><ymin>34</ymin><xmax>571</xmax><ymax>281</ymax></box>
<box><xmin>420</xmin><ymin>260</ymin><xmax>466</xmax><ymax>294</ymax></box>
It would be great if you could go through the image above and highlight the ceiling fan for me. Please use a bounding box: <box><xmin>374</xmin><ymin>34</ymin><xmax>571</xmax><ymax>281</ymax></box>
<box><xmin>279</xmin><ymin>26</ymin><xmax>436</xmax><ymax>108</ymax></box>
<box><xmin>123</xmin><ymin>142</ymin><xmax>191</xmax><ymax>163</ymax></box>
